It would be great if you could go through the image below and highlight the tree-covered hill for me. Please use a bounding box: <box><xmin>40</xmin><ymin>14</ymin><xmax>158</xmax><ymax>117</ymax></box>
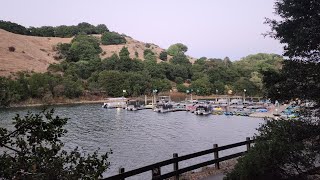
<box><xmin>0</xmin><ymin>21</ymin><xmax>194</xmax><ymax>76</ymax></box>
<box><xmin>0</xmin><ymin>20</ymin><xmax>283</xmax><ymax>107</ymax></box>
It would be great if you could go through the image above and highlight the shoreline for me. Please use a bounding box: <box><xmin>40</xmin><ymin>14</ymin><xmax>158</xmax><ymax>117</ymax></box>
<box><xmin>7</xmin><ymin>99</ymin><xmax>107</xmax><ymax>109</ymax></box>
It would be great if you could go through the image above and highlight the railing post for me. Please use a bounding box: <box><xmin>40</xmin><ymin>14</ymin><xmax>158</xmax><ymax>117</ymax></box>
<box><xmin>246</xmin><ymin>137</ymin><xmax>251</xmax><ymax>151</ymax></box>
<box><xmin>152</xmin><ymin>166</ymin><xmax>161</xmax><ymax>179</ymax></box>
<box><xmin>213</xmin><ymin>144</ymin><xmax>220</xmax><ymax>169</ymax></box>
<box><xmin>119</xmin><ymin>167</ymin><xmax>125</xmax><ymax>180</ymax></box>
<box><xmin>173</xmin><ymin>153</ymin><xmax>179</xmax><ymax>180</ymax></box>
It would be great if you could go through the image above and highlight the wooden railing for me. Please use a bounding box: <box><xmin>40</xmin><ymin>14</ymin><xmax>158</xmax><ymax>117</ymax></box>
<box><xmin>102</xmin><ymin>137</ymin><xmax>254</xmax><ymax>180</ymax></box>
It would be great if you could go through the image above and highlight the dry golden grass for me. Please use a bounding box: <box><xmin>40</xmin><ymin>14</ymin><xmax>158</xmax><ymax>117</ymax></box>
<box><xmin>0</xmin><ymin>29</ymin><xmax>196</xmax><ymax>77</ymax></box>
<box><xmin>0</xmin><ymin>29</ymin><xmax>72</xmax><ymax>76</ymax></box>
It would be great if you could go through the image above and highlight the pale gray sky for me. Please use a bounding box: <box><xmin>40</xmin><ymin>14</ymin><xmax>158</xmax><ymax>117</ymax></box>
<box><xmin>0</xmin><ymin>0</ymin><xmax>283</xmax><ymax>60</ymax></box>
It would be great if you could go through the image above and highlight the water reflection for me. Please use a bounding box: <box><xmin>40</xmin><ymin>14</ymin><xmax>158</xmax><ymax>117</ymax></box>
<box><xmin>0</xmin><ymin>104</ymin><xmax>264</xmax><ymax>180</ymax></box>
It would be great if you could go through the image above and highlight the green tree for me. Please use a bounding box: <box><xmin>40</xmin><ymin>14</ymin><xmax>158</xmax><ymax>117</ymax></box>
<box><xmin>101</xmin><ymin>32</ymin><xmax>126</xmax><ymax>45</ymax></box>
<box><xmin>266</xmin><ymin>0</ymin><xmax>320</xmax><ymax>60</ymax></box>
<box><xmin>62</xmin><ymin>76</ymin><xmax>83</xmax><ymax>98</ymax></box>
<box><xmin>227</xmin><ymin>1</ymin><xmax>320</xmax><ymax>179</ymax></box>
<box><xmin>56</xmin><ymin>43</ymin><xmax>71</xmax><ymax>59</ymax></box>
<box><xmin>167</xmin><ymin>43</ymin><xmax>188</xmax><ymax>56</ymax></box>
<box><xmin>143</xmin><ymin>49</ymin><xmax>155</xmax><ymax>58</ymax></box>
<box><xmin>249</xmin><ymin>71</ymin><xmax>263</xmax><ymax>91</ymax></box>
<box><xmin>0</xmin><ymin>110</ymin><xmax>111</xmax><ymax>179</ymax></box>
<box><xmin>151</xmin><ymin>79</ymin><xmax>172</xmax><ymax>93</ymax></box>
<box><xmin>0</xmin><ymin>20</ymin><xmax>30</xmax><ymax>35</ymax></box>
<box><xmin>102</xmin><ymin>54</ymin><xmax>120</xmax><ymax>71</ymax></box>
<box><xmin>194</xmin><ymin>57</ymin><xmax>207</xmax><ymax>66</ymax></box>
<box><xmin>177</xmin><ymin>84</ymin><xmax>188</xmax><ymax>93</ymax></box>
<box><xmin>144</xmin><ymin>60</ymin><xmax>166</xmax><ymax>79</ymax></box>
<box><xmin>119</xmin><ymin>46</ymin><xmax>130</xmax><ymax>60</ymax></box>
<box><xmin>144</xmin><ymin>53</ymin><xmax>157</xmax><ymax>62</ymax></box>
<box><xmin>175</xmin><ymin>77</ymin><xmax>184</xmax><ymax>84</ymax></box>
<box><xmin>0</xmin><ymin>77</ymin><xmax>12</xmax><ymax>107</ymax></box>
<box><xmin>95</xmin><ymin>24</ymin><xmax>109</xmax><ymax>34</ymax></box>
<box><xmin>123</xmin><ymin>72</ymin><xmax>150</xmax><ymax>96</ymax></box>
<box><xmin>68</xmin><ymin>41</ymin><xmax>99</xmax><ymax>61</ymax></box>
<box><xmin>225</xmin><ymin>119</ymin><xmax>320</xmax><ymax>180</ymax></box>
<box><xmin>170</xmin><ymin>53</ymin><xmax>190</xmax><ymax>65</ymax></box>
<box><xmin>190</xmin><ymin>77</ymin><xmax>212</xmax><ymax>95</ymax></box>
<box><xmin>98</xmin><ymin>70</ymin><xmax>125</xmax><ymax>97</ymax></box>
<box><xmin>159</xmin><ymin>51</ymin><xmax>168</xmax><ymax>61</ymax></box>
<box><xmin>77</xmin><ymin>22</ymin><xmax>97</xmax><ymax>34</ymax></box>
<box><xmin>29</xmin><ymin>26</ymin><xmax>55</xmax><ymax>37</ymax></box>
<box><xmin>264</xmin><ymin>0</ymin><xmax>320</xmax><ymax>104</ymax></box>
<box><xmin>233</xmin><ymin>77</ymin><xmax>258</xmax><ymax>96</ymax></box>
<box><xmin>68</xmin><ymin>35</ymin><xmax>101</xmax><ymax>61</ymax></box>
<box><xmin>54</xmin><ymin>25</ymin><xmax>78</xmax><ymax>37</ymax></box>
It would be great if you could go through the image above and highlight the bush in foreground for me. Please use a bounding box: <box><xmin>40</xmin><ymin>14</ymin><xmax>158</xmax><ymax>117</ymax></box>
<box><xmin>225</xmin><ymin>119</ymin><xmax>320</xmax><ymax>180</ymax></box>
<box><xmin>0</xmin><ymin>109</ymin><xmax>111</xmax><ymax>179</ymax></box>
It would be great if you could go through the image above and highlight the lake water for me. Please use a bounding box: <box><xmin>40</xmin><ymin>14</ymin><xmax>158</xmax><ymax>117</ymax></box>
<box><xmin>0</xmin><ymin>104</ymin><xmax>264</xmax><ymax>179</ymax></box>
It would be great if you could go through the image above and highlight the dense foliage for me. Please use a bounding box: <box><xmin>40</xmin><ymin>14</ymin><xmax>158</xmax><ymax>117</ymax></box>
<box><xmin>264</xmin><ymin>0</ymin><xmax>320</xmax><ymax>105</ymax></box>
<box><xmin>167</xmin><ymin>43</ymin><xmax>188</xmax><ymax>56</ymax></box>
<box><xmin>101</xmin><ymin>32</ymin><xmax>126</xmax><ymax>45</ymax></box>
<box><xmin>0</xmin><ymin>20</ymin><xmax>109</xmax><ymax>37</ymax></box>
<box><xmin>0</xmin><ymin>20</ymin><xmax>30</xmax><ymax>35</ymax></box>
<box><xmin>227</xmin><ymin>1</ymin><xmax>320</xmax><ymax>179</ymax></box>
<box><xmin>266</xmin><ymin>0</ymin><xmax>320</xmax><ymax>61</ymax></box>
<box><xmin>159</xmin><ymin>51</ymin><xmax>168</xmax><ymax>61</ymax></box>
<box><xmin>0</xmin><ymin>41</ymin><xmax>282</xmax><ymax>107</ymax></box>
<box><xmin>0</xmin><ymin>20</ymin><xmax>283</xmax><ymax>107</ymax></box>
<box><xmin>0</xmin><ymin>109</ymin><xmax>111</xmax><ymax>179</ymax></box>
<box><xmin>225</xmin><ymin>119</ymin><xmax>320</xmax><ymax>180</ymax></box>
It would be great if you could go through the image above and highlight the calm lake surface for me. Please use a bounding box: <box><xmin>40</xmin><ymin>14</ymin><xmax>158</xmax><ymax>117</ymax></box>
<box><xmin>0</xmin><ymin>104</ymin><xmax>264</xmax><ymax>179</ymax></box>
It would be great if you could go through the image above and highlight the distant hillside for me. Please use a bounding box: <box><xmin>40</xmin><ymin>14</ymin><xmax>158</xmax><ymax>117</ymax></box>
<box><xmin>0</xmin><ymin>29</ymin><xmax>72</xmax><ymax>76</ymax></box>
<box><xmin>0</xmin><ymin>29</ymin><xmax>195</xmax><ymax>76</ymax></box>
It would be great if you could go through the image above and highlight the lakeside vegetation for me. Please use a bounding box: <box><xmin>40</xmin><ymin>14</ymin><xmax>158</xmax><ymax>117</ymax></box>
<box><xmin>0</xmin><ymin>0</ymin><xmax>320</xmax><ymax>179</ymax></box>
<box><xmin>225</xmin><ymin>0</ymin><xmax>320</xmax><ymax>179</ymax></box>
<box><xmin>0</xmin><ymin>20</ymin><xmax>283</xmax><ymax>107</ymax></box>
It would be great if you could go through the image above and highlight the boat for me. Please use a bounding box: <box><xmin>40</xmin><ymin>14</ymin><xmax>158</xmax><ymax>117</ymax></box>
<box><xmin>126</xmin><ymin>100</ymin><xmax>144</xmax><ymax>111</ymax></box>
<box><xmin>173</xmin><ymin>103</ymin><xmax>187</xmax><ymax>111</ymax></box>
<box><xmin>102</xmin><ymin>97</ymin><xmax>127</xmax><ymax>109</ymax></box>
<box><xmin>194</xmin><ymin>104</ymin><xmax>212</xmax><ymax>115</ymax></box>
<box><xmin>232</xmin><ymin>109</ymin><xmax>251</xmax><ymax>116</ymax></box>
<box><xmin>154</xmin><ymin>103</ymin><xmax>174</xmax><ymax>113</ymax></box>
<box><xmin>224</xmin><ymin>111</ymin><xmax>234</xmax><ymax>116</ymax></box>
<box><xmin>186</xmin><ymin>100</ymin><xmax>199</xmax><ymax>113</ymax></box>
<box><xmin>153</xmin><ymin>96</ymin><xmax>174</xmax><ymax>113</ymax></box>
<box><xmin>212</xmin><ymin>105</ymin><xmax>223</xmax><ymax>115</ymax></box>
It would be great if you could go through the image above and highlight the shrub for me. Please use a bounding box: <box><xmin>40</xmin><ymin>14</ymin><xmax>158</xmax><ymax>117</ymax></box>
<box><xmin>0</xmin><ymin>110</ymin><xmax>111</xmax><ymax>179</ymax></box>
<box><xmin>159</xmin><ymin>51</ymin><xmax>168</xmax><ymax>61</ymax></box>
<box><xmin>101</xmin><ymin>32</ymin><xmax>126</xmax><ymax>45</ymax></box>
<box><xmin>0</xmin><ymin>20</ymin><xmax>30</xmax><ymax>35</ymax></box>
<box><xmin>143</xmin><ymin>49</ymin><xmax>154</xmax><ymax>58</ymax></box>
<box><xmin>8</xmin><ymin>46</ymin><xmax>15</xmax><ymax>52</ymax></box>
<box><xmin>177</xmin><ymin>84</ymin><xmax>188</xmax><ymax>92</ymax></box>
<box><xmin>225</xmin><ymin>119</ymin><xmax>320</xmax><ymax>180</ymax></box>
<box><xmin>167</xmin><ymin>43</ymin><xmax>188</xmax><ymax>56</ymax></box>
<box><xmin>175</xmin><ymin>77</ymin><xmax>184</xmax><ymax>84</ymax></box>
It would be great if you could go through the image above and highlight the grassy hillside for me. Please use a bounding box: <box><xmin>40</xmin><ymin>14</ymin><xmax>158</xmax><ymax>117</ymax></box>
<box><xmin>0</xmin><ymin>29</ymin><xmax>196</xmax><ymax>76</ymax></box>
<box><xmin>0</xmin><ymin>29</ymin><xmax>71</xmax><ymax>76</ymax></box>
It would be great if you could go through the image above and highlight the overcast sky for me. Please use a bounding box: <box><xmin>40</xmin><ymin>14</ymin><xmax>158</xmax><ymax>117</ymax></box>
<box><xmin>1</xmin><ymin>0</ymin><xmax>283</xmax><ymax>60</ymax></box>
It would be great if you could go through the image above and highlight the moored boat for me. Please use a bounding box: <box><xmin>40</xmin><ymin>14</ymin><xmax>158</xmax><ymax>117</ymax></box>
<box><xmin>154</xmin><ymin>103</ymin><xmax>174</xmax><ymax>113</ymax></box>
<box><xmin>194</xmin><ymin>104</ymin><xmax>212</xmax><ymax>115</ymax></box>
<box><xmin>102</xmin><ymin>97</ymin><xmax>127</xmax><ymax>109</ymax></box>
<box><xmin>126</xmin><ymin>100</ymin><xmax>144</xmax><ymax>111</ymax></box>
